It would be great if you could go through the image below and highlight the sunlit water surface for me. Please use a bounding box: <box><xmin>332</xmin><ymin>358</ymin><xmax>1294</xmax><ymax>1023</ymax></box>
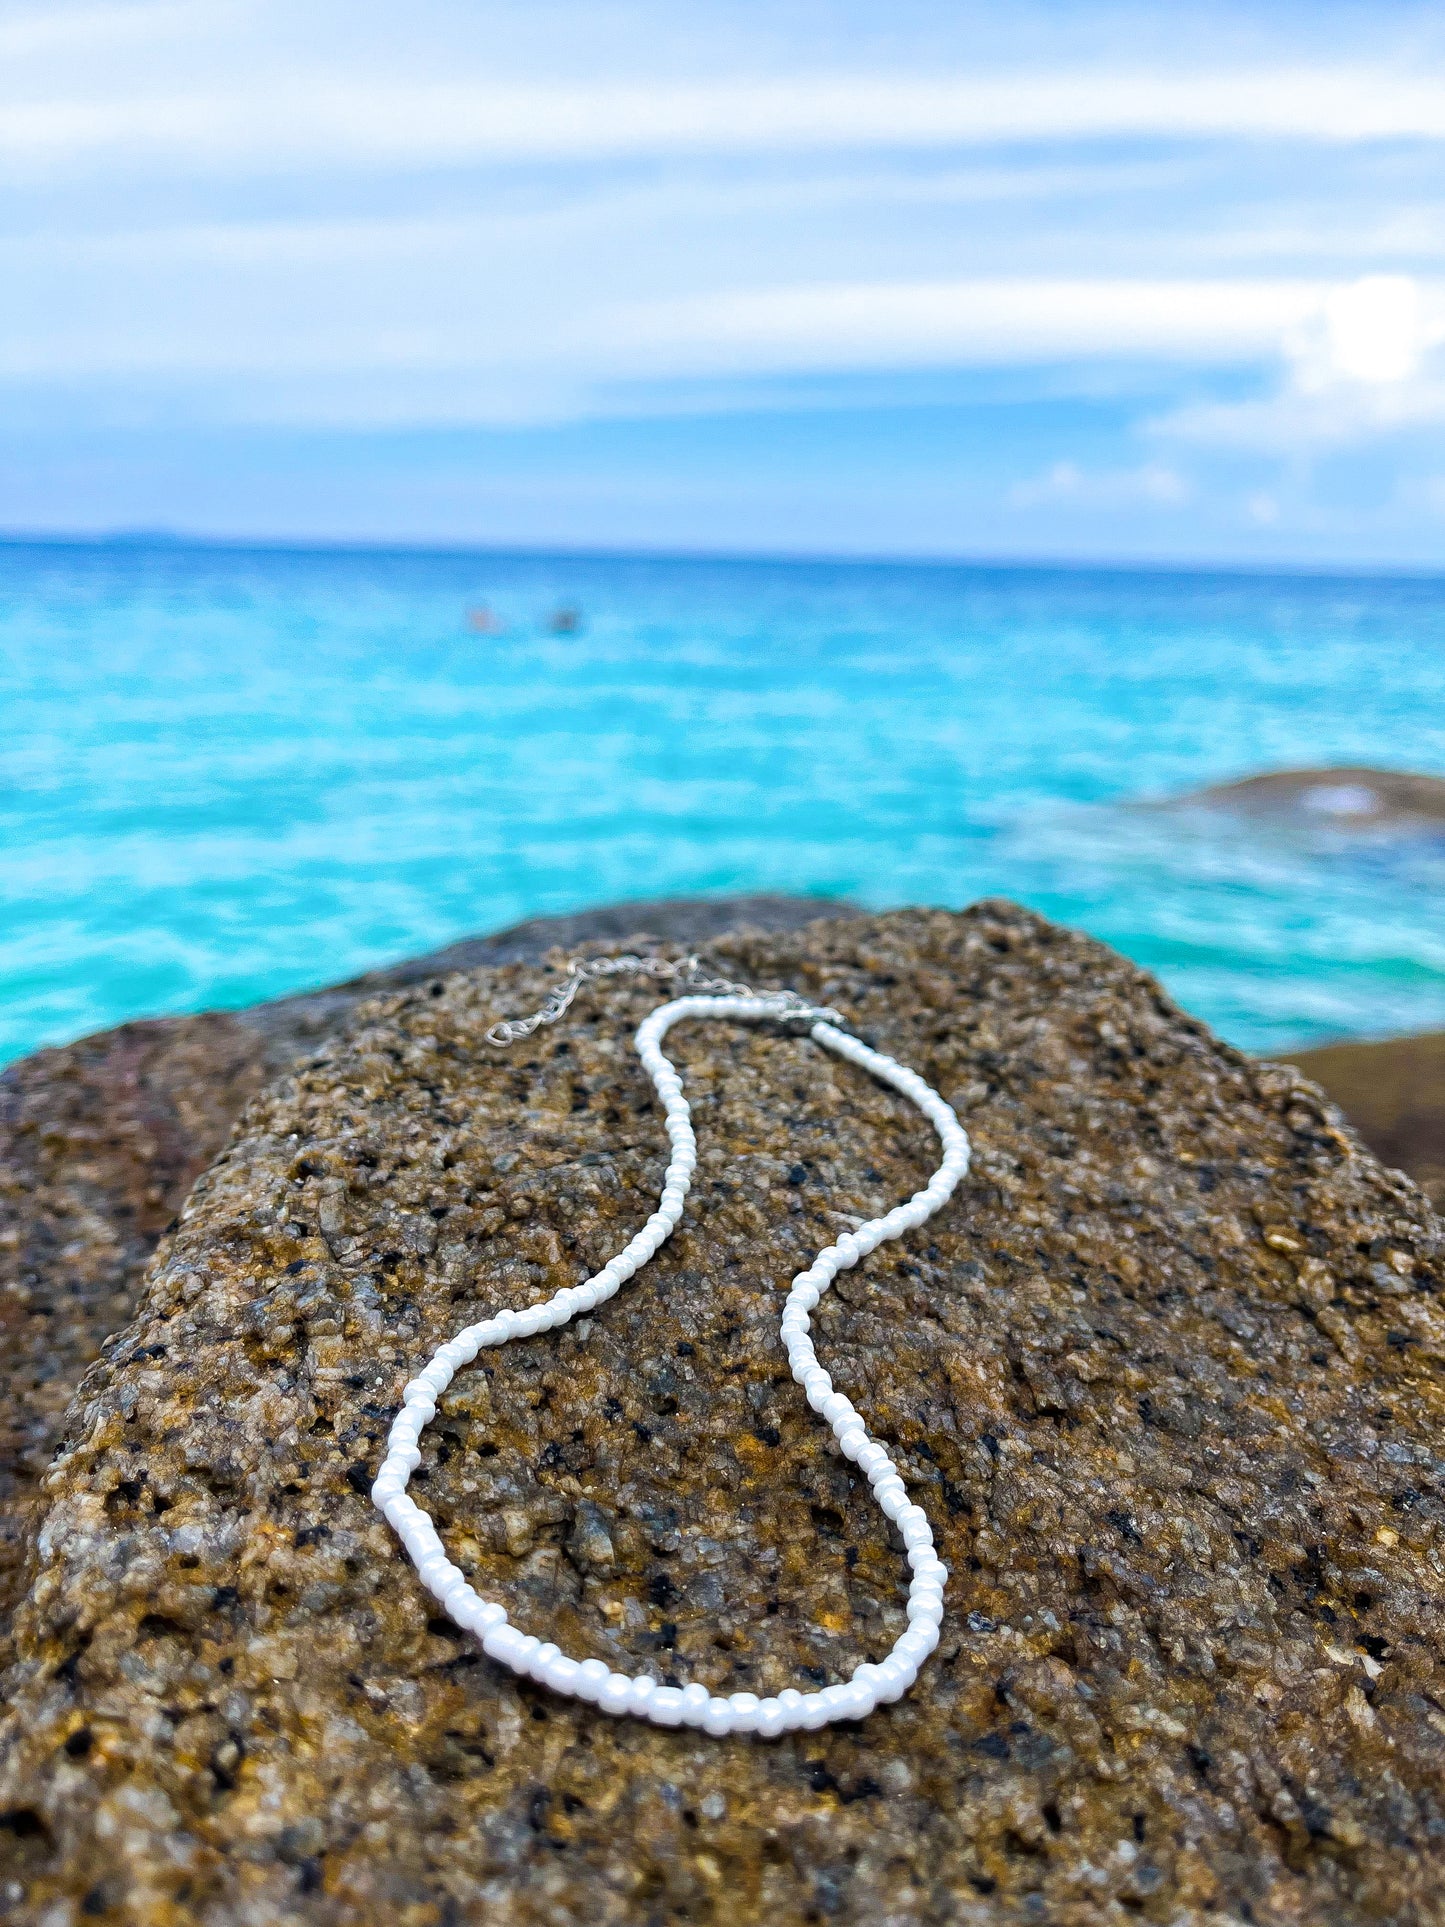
<box><xmin>3</xmin><ymin>540</ymin><xmax>1444</xmax><ymax>1062</ymax></box>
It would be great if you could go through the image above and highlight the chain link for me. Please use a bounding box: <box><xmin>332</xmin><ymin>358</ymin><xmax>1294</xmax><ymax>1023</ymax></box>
<box><xmin>485</xmin><ymin>952</ymin><xmax>839</xmax><ymax>1047</ymax></box>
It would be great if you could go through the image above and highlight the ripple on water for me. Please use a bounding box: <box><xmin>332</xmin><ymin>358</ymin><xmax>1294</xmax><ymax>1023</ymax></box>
<box><xmin>2</xmin><ymin>541</ymin><xmax>1443</xmax><ymax>1061</ymax></box>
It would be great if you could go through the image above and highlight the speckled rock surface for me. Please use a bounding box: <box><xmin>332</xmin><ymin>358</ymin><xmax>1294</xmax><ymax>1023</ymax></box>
<box><xmin>3</xmin><ymin>903</ymin><xmax>1445</xmax><ymax>1925</ymax></box>
<box><xmin>0</xmin><ymin>897</ymin><xmax>838</xmax><ymax>1651</ymax></box>
<box><xmin>0</xmin><ymin>1012</ymin><xmax>269</xmax><ymax>1646</ymax></box>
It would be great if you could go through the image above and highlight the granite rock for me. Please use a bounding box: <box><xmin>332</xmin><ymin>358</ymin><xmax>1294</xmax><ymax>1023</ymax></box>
<box><xmin>3</xmin><ymin>903</ymin><xmax>1445</xmax><ymax>1925</ymax></box>
<box><xmin>0</xmin><ymin>897</ymin><xmax>840</xmax><ymax>1650</ymax></box>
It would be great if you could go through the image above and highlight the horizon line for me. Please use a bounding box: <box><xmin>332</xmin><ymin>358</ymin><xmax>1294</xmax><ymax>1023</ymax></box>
<box><xmin>3</xmin><ymin>526</ymin><xmax>1445</xmax><ymax>588</ymax></box>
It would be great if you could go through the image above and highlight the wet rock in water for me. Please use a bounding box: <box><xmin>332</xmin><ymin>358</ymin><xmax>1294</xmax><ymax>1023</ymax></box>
<box><xmin>0</xmin><ymin>896</ymin><xmax>840</xmax><ymax>1650</ymax></box>
<box><xmin>1164</xmin><ymin>765</ymin><xmax>1445</xmax><ymax>833</ymax></box>
<box><xmin>2</xmin><ymin>902</ymin><xmax>1444</xmax><ymax>1925</ymax></box>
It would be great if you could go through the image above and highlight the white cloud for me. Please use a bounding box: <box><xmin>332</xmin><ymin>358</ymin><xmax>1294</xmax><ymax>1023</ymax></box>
<box><xmin>1313</xmin><ymin>275</ymin><xmax>1427</xmax><ymax>384</ymax></box>
<box><xmin>5</xmin><ymin>263</ymin><xmax>1428</xmax><ymax>427</ymax></box>
<box><xmin>4</xmin><ymin>67</ymin><xmax>1445</xmax><ymax>179</ymax></box>
<box><xmin>0</xmin><ymin>2</ymin><xmax>217</xmax><ymax>59</ymax></box>
<box><xmin>607</xmin><ymin>278</ymin><xmax>1335</xmax><ymax>378</ymax></box>
<box><xmin>1154</xmin><ymin>274</ymin><xmax>1445</xmax><ymax>450</ymax></box>
<box><xmin>0</xmin><ymin>250</ymin><xmax>1343</xmax><ymax>391</ymax></box>
<box><xmin>1161</xmin><ymin>376</ymin><xmax>1445</xmax><ymax>451</ymax></box>
<box><xmin>1008</xmin><ymin>460</ymin><xmax>1190</xmax><ymax>509</ymax></box>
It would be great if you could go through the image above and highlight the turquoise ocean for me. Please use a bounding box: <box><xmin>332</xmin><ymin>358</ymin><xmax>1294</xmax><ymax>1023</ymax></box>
<box><xmin>3</xmin><ymin>538</ymin><xmax>1444</xmax><ymax>1065</ymax></box>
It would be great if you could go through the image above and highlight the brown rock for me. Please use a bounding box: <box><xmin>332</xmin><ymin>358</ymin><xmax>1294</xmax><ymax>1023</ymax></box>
<box><xmin>0</xmin><ymin>897</ymin><xmax>841</xmax><ymax>1648</ymax></box>
<box><xmin>0</xmin><ymin>1011</ymin><xmax>269</xmax><ymax>1643</ymax></box>
<box><xmin>2</xmin><ymin>903</ymin><xmax>1444</xmax><ymax>1925</ymax></box>
<box><xmin>1164</xmin><ymin>765</ymin><xmax>1445</xmax><ymax>833</ymax></box>
<box><xmin>1282</xmin><ymin>1031</ymin><xmax>1445</xmax><ymax>1214</ymax></box>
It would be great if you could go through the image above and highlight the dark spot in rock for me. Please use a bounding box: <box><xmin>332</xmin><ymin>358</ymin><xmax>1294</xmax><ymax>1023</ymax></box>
<box><xmin>841</xmin><ymin>1776</ymin><xmax>882</xmax><ymax>1804</ymax></box>
<box><xmin>0</xmin><ymin>1809</ymin><xmax>50</xmax><ymax>1841</ymax></box>
<box><xmin>136</xmin><ymin>1614</ymin><xmax>187</xmax><ymax>1641</ymax></box>
<box><xmin>53</xmin><ymin>1646</ymin><xmax>87</xmax><ymax>1687</ymax></box>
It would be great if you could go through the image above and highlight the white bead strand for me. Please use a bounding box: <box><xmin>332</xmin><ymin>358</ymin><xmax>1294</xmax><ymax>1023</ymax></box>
<box><xmin>372</xmin><ymin>983</ymin><xmax>969</xmax><ymax>1737</ymax></box>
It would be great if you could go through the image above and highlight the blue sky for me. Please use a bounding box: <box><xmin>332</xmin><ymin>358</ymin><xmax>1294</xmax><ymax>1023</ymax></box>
<box><xmin>3</xmin><ymin>0</ymin><xmax>1445</xmax><ymax>565</ymax></box>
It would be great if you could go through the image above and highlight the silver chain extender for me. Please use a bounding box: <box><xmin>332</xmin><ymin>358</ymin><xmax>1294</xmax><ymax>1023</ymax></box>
<box><xmin>485</xmin><ymin>952</ymin><xmax>843</xmax><ymax>1047</ymax></box>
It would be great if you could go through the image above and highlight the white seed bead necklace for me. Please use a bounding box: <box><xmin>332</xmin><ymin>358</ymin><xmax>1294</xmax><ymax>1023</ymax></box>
<box><xmin>371</xmin><ymin>954</ymin><xmax>970</xmax><ymax>1738</ymax></box>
